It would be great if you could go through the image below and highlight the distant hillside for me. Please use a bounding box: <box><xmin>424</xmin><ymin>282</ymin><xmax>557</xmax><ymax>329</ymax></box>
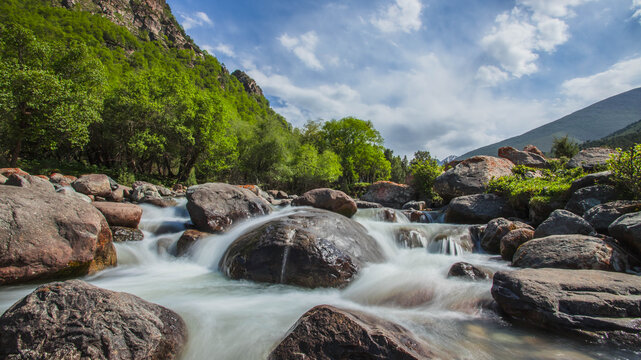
<box><xmin>580</xmin><ymin>119</ymin><xmax>641</xmax><ymax>150</ymax></box>
<box><xmin>459</xmin><ymin>87</ymin><xmax>641</xmax><ymax>159</ymax></box>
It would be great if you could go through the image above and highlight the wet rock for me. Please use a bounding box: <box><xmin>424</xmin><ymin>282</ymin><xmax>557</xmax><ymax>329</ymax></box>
<box><xmin>220</xmin><ymin>208</ymin><xmax>384</xmax><ymax>288</ymax></box>
<box><xmin>93</xmin><ymin>202</ymin><xmax>143</xmax><ymax>228</ymax></box>
<box><xmin>268</xmin><ymin>305</ymin><xmax>437</xmax><ymax>360</ymax></box>
<box><xmin>500</xmin><ymin>228</ymin><xmax>534</xmax><ymax>261</ymax></box>
<box><xmin>395</xmin><ymin>228</ymin><xmax>427</xmax><ymax>248</ymax></box>
<box><xmin>498</xmin><ymin>146</ymin><xmax>548</xmax><ymax>168</ymax></box>
<box><xmin>569</xmin><ymin>170</ymin><xmax>613</xmax><ymax>194</ymax></box>
<box><xmin>567</xmin><ymin>147</ymin><xmax>617</xmax><ymax>171</ymax></box>
<box><xmin>491</xmin><ymin>268</ymin><xmax>641</xmax><ymax>345</ymax></box>
<box><xmin>271</xmin><ymin>198</ymin><xmax>292</xmax><ymax>207</ymax></box>
<box><xmin>360</xmin><ymin>181</ymin><xmax>416</xmax><ymax>209</ymax></box>
<box><xmin>447</xmin><ymin>262</ymin><xmax>493</xmax><ymax>281</ymax></box>
<box><xmin>534</xmin><ymin>209</ymin><xmax>595</xmax><ymax>238</ymax></box>
<box><xmin>0</xmin><ymin>186</ymin><xmax>116</xmax><ymax>285</ymax></box>
<box><xmin>565</xmin><ymin>185</ymin><xmax>618</xmax><ymax>216</ymax></box>
<box><xmin>176</xmin><ymin>229</ymin><xmax>210</xmax><ymax>256</ymax></box>
<box><xmin>155</xmin><ymin>184</ymin><xmax>173</xmax><ymax>197</ymax></box>
<box><xmin>131</xmin><ymin>181</ymin><xmax>162</xmax><ymax>203</ymax></box>
<box><xmin>434</xmin><ymin>156</ymin><xmax>513</xmax><ymax>200</ymax></box>
<box><xmin>446</xmin><ymin>194</ymin><xmax>517</xmax><ymax>224</ymax></box>
<box><xmin>481</xmin><ymin>217</ymin><xmax>533</xmax><ymax>254</ymax></box>
<box><xmin>112</xmin><ymin>226</ymin><xmax>144</xmax><ymax>242</ymax></box>
<box><xmin>267</xmin><ymin>190</ymin><xmax>288</xmax><ymax>199</ymax></box>
<box><xmin>5</xmin><ymin>173</ymin><xmax>56</xmax><ymax>192</ymax></box>
<box><xmin>291</xmin><ymin>188</ymin><xmax>357</xmax><ymax>217</ymax></box>
<box><xmin>585</xmin><ymin>201</ymin><xmax>641</xmax><ymax>234</ymax></box>
<box><xmin>404</xmin><ymin>210</ymin><xmax>426</xmax><ymax>223</ymax></box>
<box><xmin>72</xmin><ymin>174</ymin><xmax>112</xmax><ymax>197</ymax></box>
<box><xmin>356</xmin><ymin>200</ymin><xmax>383</xmax><ymax>209</ymax></box>
<box><xmin>609</xmin><ymin>212</ymin><xmax>641</xmax><ymax>256</ymax></box>
<box><xmin>512</xmin><ymin>235</ymin><xmax>628</xmax><ymax>272</ymax></box>
<box><xmin>402</xmin><ymin>200</ymin><xmax>426</xmax><ymax>210</ymax></box>
<box><xmin>0</xmin><ymin>280</ymin><xmax>187</xmax><ymax>360</ymax></box>
<box><xmin>186</xmin><ymin>183</ymin><xmax>272</xmax><ymax>232</ymax></box>
<box><xmin>146</xmin><ymin>197</ymin><xmax>179</xmax><ymax>208</ymax></box>
<box><xmin>156</xmin><ymin>237</ymin><xmax>176</xmax><ymax>256</ymax></box>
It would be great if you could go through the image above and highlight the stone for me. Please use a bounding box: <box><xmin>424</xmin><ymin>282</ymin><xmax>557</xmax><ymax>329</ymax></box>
<box><xmin>565</xmin><ymin>185</ymin><xmax>618</xmax><ymax>216</ymax></box>
<box><xmin>0</xmin><ymin>186</ymin><xmax>116</xmax><ymax>285</ymax></box>
<box><xmin>186</xmin><ymin>183</ymin><xmax>272</xmax><ymax>232</ymax></box>
<box><xmin>528</xmin><ymin>197</ymin><xmax>566</xmax><ymax>226</ymax></box>
<box><xmin>176</xmin><ymin>229</ymin><xmax>210</xmax><ymax>256</ymax></box>
<box><xmin>360</xmin><ymin>181</ymin><xmax>416</xmax><ymax>209</ymax></box>
<box><xmin>491</xmin><ymin>268</ymin><xmax>641</xmax><ymax>345</ymax></box>
<box><xmin>107</xmin><ymin>185</ymin><xmax>131</xmax><ymax>202</ymax></box>
<box><xmin>434</xmin><ymin>156</ymin><xmax>514</xmax><ymax>200</ymax></box>
<box><xmin>584</xmin><ymin>201</ymin><xmax>641</xmax><ymax>234</ymax></box>
<box><xmin>523</xmin><ymin>144</ymin><xmax>545</xmax><ymax>157</ymax></box>
<box><xmin>447</xmin><ymin>262</ymin><xmax>493</xmax><ymax>281</ymax></box>
<box><xmin>93</xmin><ymin>202</ymin><xmax>143</xmax><ymax>228</ymax></box>
<box><xmin>498</xmin><ymin>146</ymin><xmax>548</xmax><ymax>168</ymax></box>
<box><xmin>609</xmin><ymin>212</ymin><xmax>641</xmax><ymax>256</ymax></box>
<box><xmin>500</xmin><ymin>228</ymin><xmax>534</xmax><ymax>261</ymax></box>
<box><xmin>481</xmin><ymin>217</ymin><xmax>533</xmax><ymax>254</ymax></box>
<box><xmin>268</xmin><ymin>305</ymin><xmax>437</xmax><ymax>360</ymax></box>
<box><xmin>131</xmin><ymin>181</ymin><xmax>162</xmax><ymax>203</ymax></box>
<box><xmin>146</xmin><ymin>197</ymin><xmax>179</xmax><ymax>208</ymax></box>
<box><xmin>0</xmin><ymin>168</ymin><xmax>29</xmax><ymax>177</ymax></box>
<box><xmin>5</xmin><ymin>173</ymin><xmax>56</xmax><ymax>192</ymax></box>
<box><xmin>291</xmin><ymin>188</ymin><xmax>357</xmax><ymax>217</ymax></box>
<box><xmin>567</xmin><ymin>147</ymin><xmax>617</xmax><ymax>171</ymax></box>
<box><xmin>0</xmin><ymin>174</ymin><xmax>6</xmax><ymax>184</ymax></box>
<box><xmin>72</xmin><ymin>174</ymin><xmax>112</xmax><ymax>197</ymax></box>
<box><xmin>534</xmin><ymin>209</ymin><xmax>595</xmax><ymax>238</ymax></box>
<box><xmin>49</xmin><ymin>172</ymin><xmax>77</xmax><ymax>187</ymax></box>
<box><xmin>356</xmin><ymin>200</ymin><xmax>383</xmax><ymax>209</ymax></box>
<box><xmin>0</xmin><ymin>280</ymin><xmax>187</xmax><ymax>360</ymax></box>
<box><xmin>56</xmin><ymin>186</ymin><xmax>92</xmax><ymax>203</ymax></box>
<box><xmin>569</xmin><ymin>171</ymin><xmax>613</xmax><ymax>194</ymax></box>
<box><xmin>445</xmin><ymin>194</ymin><xmax>516</xmax><ymax>224</ymax></box>
<box><xmin>111</xmin><ymin>226</ymin><xmax>144</xmax><ymax>242</ymax></box>
<box><xmin>402</xmin><ymin>200</ymin><xmax>426</xmax><ymax>210</ymax></box>
<box><xmin>267</xmin><ymin>190</ymin><xmax>288</xmax><ymax>199</ymax></box>
<box><xmin>220</xmin><ymin>208</ymin><xmax>384</xmax><ymax>288</ymax></box>
<box><xmin>512</xmin><ymin>235</ymin><xmax>628</xmax><ymax>272</ymax></box>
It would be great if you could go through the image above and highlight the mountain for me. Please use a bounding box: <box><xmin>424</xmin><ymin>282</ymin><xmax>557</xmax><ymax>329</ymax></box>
<box><xmin>580</xmin><ymin>119</ymin><xmax>641</xmax><ymax>150</ymax></box>
<box><xmin>438</xmin><ymin>155</ymin><xmax>457</xmax><ymax>165</ymax></box>
<box><xmin>458</xmin><ymin>87</ymin><xmax>641</xmax><ymax>159</ymax></box>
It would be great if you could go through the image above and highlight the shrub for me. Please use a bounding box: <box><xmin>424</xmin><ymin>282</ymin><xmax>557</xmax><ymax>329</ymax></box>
<box><xmin>608</xmin><ymin>144</ymin><xmax>641</xmax><ymax>199</ymax></box>
<box><xmin>551</xmin><ymin>135</ymin><xmax>579</xmax><ymax>158</ymax></box>
<box><xmin>409</xmin><ymin>151</ymin><xmax>442</xmax><ymax>201</ymax></box>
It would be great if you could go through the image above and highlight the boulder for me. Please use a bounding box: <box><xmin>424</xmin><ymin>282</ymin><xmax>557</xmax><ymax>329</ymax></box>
<box><xmin>56</xmin><ymin>186</ymin><xmax>92</xmax><ymax>203</ymax></box>
<box><xmin>268</xmin><ymin>190</ymin><xmax>288</xmax><ymax>199</ymax></box>
<box><xmin>500</xmin><ymin>228</ymin><xmax>534</xmax><ymax>261</ymax></box>
<box><xmin>0</xmin><ymin>174</ymin><xmax>6</xmax><ymax>184</ymax></box>
<box><xmin>569</xmin><ymin>171</ymin><xmax>613</xmax><ymax>194</ymax></box>
<box><xmin>146</xmin><ymin>198</ymin><xmax>179</xmax><ymax>208</ymax></box>
<box><xmin>356</xmin><ymin>200</ymin><xmax>383</xmax><ymax>209</ymax></box>
<box><xmin>237</xmin><ymin>184</ymin><xmax>273</xmax><ymax>202</ymax></box>
<box><xmin>498</xmin><ymin>146</ymin><xmax>548</xmax><ymax>168</ymax></box>
<box><xmin>522</xmin><ymin>144</ymin><xmax>545</xmax><ymax>157</ymax></box>
<box><xmin>0</xmin><ymin>280</ymin><xmax>187</xmax><ymax>360</ymax></box>
<box><xmin>491</xmin><ymin>268</ymin><xmax>641</xmax><ymax>345</ymax></box>
<box><xmin>291</xmin><ymin>188</ymin><xmax>357</xmax><ymax>217</ymax></box>
<box><xmin>176</xmin><ymin>229</ymin><xmax>210</xmax><ymax>256</ymax></box>
<box><xmin>130</xmin><ymin>181</ymin><xmax>162</xmax><ymax>203</ymax></box>
<box><xmin>481</xmin><ymin>217</ymin><xmax>533</xmax><ymax>253</ymax></box>
<box><xmin>567</xmin><ymin>147</ymin><xmax>617</xmax><ymax>171</ymax></box>
<box><xmin>533</xmin><ymin>209</ymin><xmax>595</xmax><ymax>238</ymax></box>
<box><xmin>447</xmin><ymin>262</ymin><xmax>493</xmax><ymax>281</ymax></box>
<box><xmin>360</xmin><ymin>181</ymin><xmax>416</xmax><ymax>209</ymax></box>
<box><xmin>565</xmin><ymin>185</ymin><xmax>618</xmax><ymax>216</ymax></box>
<box><xmin>93</xmin><ymin>202</ymin><xmax>143</xmax><ymax>228</ymax></box>
<box><xmin>186</xmin><ymin>183</ymin><xmax>272</xmax><ymax>233</ymax></box>
<box><xmin>512</xmin><ymin>235</ymin><xmax>628</xmax><ymax>272</ymax></box>
<box><xmin>107</xmin><ymin>185</ymin><xmax>131</xmax><ymax>202</ymax></box>
<box><xmin>609</xmin><ymin>212</ymin><xmax>641</xmax><ymax>256</ymax></box>
<box><xmin>445</xmin><ymin>194</ymin><xmax>516</xmax><ymax>224</ymax></box>
<box><xmin>434</xmin><ymin>156</ymin><xmax>513</xmax><ymax>200</ymax></box>
<box><xmin>268</xmin><ymin>305</ymin><xmax>437</xmax><ymax>360</ymax></box>
<box><xmin>528</xmin><ymin>197</ymin><xmax>565</xmax><ymax>225</ymax></box>
<box><xmin>72</xmin><ymin>174</ymin><xmax>112</xmax><ymax>197</ymax></box>
<box><xmin>5</xmin><ymin>173</ymin><xmax>55</xmax><ymax>192</ymax></box>
<box><xmin>49</xmin><ymin>172</ymin><xmax>77</xmax><ymax>187</ymax></box>
<box><xmin>0</xmin><ymin>168</ymin><xmax>29</xmax><ymax>177</ymax></box>
<box><xmin>0</xmin><ymin>186</ymin><xmax>116</xmax><ymax>285</ymax></box>
<box><xmin>402</xmin><ymin>200</ymin><xmax>426</xmax><ymax>210</ymax></box>
<box><xmin>584</xmin><ymin>201</ymin><xmax>641</xmax><ymax>234</ymax></box>
<box><xmin>220</xmin><ymin>208</ymin><xmax>384</xmax><ymax>288</ymax></box>
<box><xmin>111</xmin><ymin>226</ymin><xmax>144</xmax><ymax>242</ymax></box>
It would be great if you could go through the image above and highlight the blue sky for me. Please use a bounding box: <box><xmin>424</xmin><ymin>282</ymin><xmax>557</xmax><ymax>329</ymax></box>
<box><xmin>167</xmin><ymin>0</ymin><xmax>641</xmax><ymax>159</ymax></box>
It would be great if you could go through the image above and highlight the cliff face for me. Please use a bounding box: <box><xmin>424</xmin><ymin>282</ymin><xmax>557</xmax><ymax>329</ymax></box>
<box><xmin>232</xmin><ymin>70</ymin><xmax>264</xmax><ymax>97</ymax></box>
<box><xmin>55</xmin><ymin>0</ymin><xmax>196</xmax><ymax>50</ymax></box>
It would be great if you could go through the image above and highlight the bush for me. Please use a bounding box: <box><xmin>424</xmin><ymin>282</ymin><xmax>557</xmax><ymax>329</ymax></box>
<box><xmin>608</xmin><ymin>144</ymin><xmax>641</xmax><ymax>199</ymax></box>
<box><xmin>409</xmin><ymin>151</ymin><xmax>442</xmax><ymax>201</ymax></box>
<box><xmin>551</xmin><ymin>135</ymin><xmax>579</xmax><ymax>158</ymax></box>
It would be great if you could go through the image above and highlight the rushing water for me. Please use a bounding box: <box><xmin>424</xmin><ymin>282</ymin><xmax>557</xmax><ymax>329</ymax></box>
<box><xmin>0</xmin><ymin>200</ymin><xmax>637</xmax><ymax>359</ymax></box>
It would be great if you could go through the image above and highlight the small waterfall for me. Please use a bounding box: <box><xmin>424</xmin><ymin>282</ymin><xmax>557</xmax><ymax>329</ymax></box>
<box><xmin>279</xmin><ymin>229</ymin><xmax>296</xmax><ymax>283</ymax></box>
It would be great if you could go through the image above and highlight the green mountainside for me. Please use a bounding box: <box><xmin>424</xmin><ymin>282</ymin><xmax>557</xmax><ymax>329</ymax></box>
<box><xmin>580</xmin><ymin>119</ymin><xmax>641</xmax><ymax>150</ymax></box>
<box><xmin>459</xmin><ymin>87</ymin><xmax>641</xmax><ymax>159</ymax></box>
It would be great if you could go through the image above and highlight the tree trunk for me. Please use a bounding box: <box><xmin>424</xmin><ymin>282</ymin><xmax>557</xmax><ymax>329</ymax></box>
<box><xmin>10</xmin><ymin>137</ymin><xmax>22</xmax><ymax>168</ymax></box>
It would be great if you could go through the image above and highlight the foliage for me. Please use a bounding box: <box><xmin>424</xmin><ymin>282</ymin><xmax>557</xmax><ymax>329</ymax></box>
<box><xmin>409</xmin><ymin>151</ymin><xmax>441</xmax><ymax>200</ymax></box>
<box><xmin>550</xmin><ymin>135</ymin><xmax>579</xmax><ymax>158</ymax></box>
<box><xmin>581</xmin><ymin>119</ymin><xmax>641</xmax><ymax>151</ymax></box>
<box><xmin>385</xmin><ymin>149</ymin><xmax>409</xmax><ymax>184</ymax></box>
<box><xmin>608</xmin><ymin>144</ymin><xmax>641</xmax><ymax>199</ymax></box>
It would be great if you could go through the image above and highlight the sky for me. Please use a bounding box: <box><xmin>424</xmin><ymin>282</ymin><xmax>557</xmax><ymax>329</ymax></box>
<box><xmin>167</xmin><ymin>0</ymin><xmax>641</xmax><ymax>160</ymax></box>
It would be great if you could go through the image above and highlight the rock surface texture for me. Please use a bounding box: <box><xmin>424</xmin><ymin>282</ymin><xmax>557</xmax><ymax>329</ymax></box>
<box><xmin>360</xmin><ymin>181</ymin><xmax>416</xmax><ymax>209</ymax></box>
<box><xmin>447</xmin><ymin>262</ymin><xmax>493</xmax><ymax>281</ymax></box>
<box><xmin>609</xmin><ymin>212</ymin><xmax>641</xmax><ymax>256</ymax></box>
<box><xmin>481</xmin><ymin>217</ymin><xmax>533</xmax><ymax>253</ymax></box>
<box><xmin>434</xmin><ymin>156</ymin><xmax>514</xmax><ymax>200</ymax></box>
<box><xmin>533</xmin><ymin>209</ymin><xmax>595</xmax><ymax>238</ymax></box>
<box><xmin>565</xmin><ymin>185</ymin><xmax>618</xmax><ymax>216</ymax></box>
<box><xmin>445</xmin><ymin>194</ymin><xmax>516</xmax><ymax>224</ymax></box>
<box><xmin>93</xmin><ymin>202</ymin><xmax>143</xmax><ymax>228</ymax></box>
<box><xmin>584</xmin><ymin>201</ymin><xmax>641</xmax><ymax>234</ymax></box>
<box><xmin>72</xmin><ymin>174</ymin><xmax>113</xmax><ymax>197</ymax></box>
<box><xmin>498</xmin><ymin>146</ymin><xmax>548</xmax><ymax>168</ymax></box>
<box><xmin>567</xmin><ymin>147</ymin><xmax>617</xmax><ymax>171</ymax></box>
<box><xmin>291</xmin><ymin>188</ymin><xmax>357</xmax><ymax>217</ymax></box>
<box><xmin>0</xmin><ymin>280</ymin><xmax>187</xmax><ymax>360</ymax></box>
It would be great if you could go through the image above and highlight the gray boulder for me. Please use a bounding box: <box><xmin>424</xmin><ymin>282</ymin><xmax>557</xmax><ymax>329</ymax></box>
<box><xmin>434</xmin><ymin>156</ymin><xmax>513</xmax><ymax>200</ymax></box>
<box><xmin>130</xmin><ymin>181</ymin><xmax>162</xmax><ymax>203</ymax></box>
<box><xmin>356</xmin><ymin>200</ymin><xmax>383</xmax><ymax>209</ymax></box>
<box><xmin>445</xmin><ymin>194</ymin><xmax>516</xmax><ymax>224</ymax></box>
<box><xmin>0</xmin><ymin>280</ymin><xmax>187</xmax><ymax>360</ymax></box>
<box><xmin>500</xmin><ymin>228</ymin><xmax>535</xmax><ymax>261</ymax></box>
<box><xmin>498</xmin><ymin>146</ymin><xmax>548</xmax><ymax>168</ymax></box>
<box><xmin>111</xmin><ymin>226</ymin><xmax>144</xmax><ymax>242</ymax></box>
<box><xmin>360</xmin><ymin>181</ymin><xmax>416</xmax><ymax>209</ymax></box>
<box><xmin>492</xmin><ymin>268</ymin><xmax>641</xmax><ymax>345</ymax></box>
<box><xmin>585</xmin><ymin>201</ymin><xmax>641</xmax><ymax>234</ymax></box>
<box><xmin>72</xmin><ymin>174</ymin><xmax>112</xmax><ymax>197</ymax></box>
<box><xmin>569</xmin><ymin>170</ymin><xmax>613</xmax><ymax>194</ymax></box>
<box><xmin>481</xmin><ymin>217</ymin><xmax>533</xmax><ymax>253</ymax></box>
<box><xmin>609</xmin><ymin>212</ymin><xmax>641</xmax><ymax>256</ymax></box>
<box><xmin>447</xmin><ymin>262</ymin><xmax>493</xmax><ymax>281</ymax></box>
<box><xmin>567</xmin><ymin>147</ymin><xmax>617</xmax><ymax>171</ymax></box>
<box><xmin>565</xmin><ymin>185</ymin><xmax>618</xmax><ymax>216</ymax></box>
<box><xmin>5</xmin><ymin>173</ymin><xmax>56</xmax><ymax>192</ymax></box>
<box><xmin>534</xmin><ymin>209</ymin><xmax>595</xmax><ymax>238</ymax></box>
<box><xmin>291</xmin><ymin>188</ymin><xmax>357</xmax><ymax>217</ymax></box>
<box><xmin>93</xmin><ymin>202</ymin><xmax>143</xmax><ymax>228</ymax></box>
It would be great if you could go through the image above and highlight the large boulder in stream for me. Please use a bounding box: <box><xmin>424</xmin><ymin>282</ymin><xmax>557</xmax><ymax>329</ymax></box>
<box><xmin>491</xmin><ymin>268</ymin><xmax>641</xmax><ymax>345</ymax></box>
<box><xmin>268</xmin><ymin>305</ymin><xmax>439</xmax><ymax>359</ymax></box>
<box><xmin>0</xmin><ymin>280</ymin><xmax>187</xmax><ymax>360</ymax></box>
<box><xmin>291</xmin><ymin>188</ymin><xmax>357</xmax><ymax>217</ymax></box>
<box><xmin>445</xmin><ymin>194</ymin><xmax>516</xmax><ymax>224</ymax></box>
<box><xmin>93</xmin><ymin>202</ymin><xmax>143</xmax><ymax>228</ymax></box>
<box><xmin>220</xmin><ymin>208</ymin><xmax>384</xmax><ymax>288</ymax></box>
<box><xmin>72</xmin><ymin>174</ymin><xmax>113</xmax><ymax>198</ymax></box>
<box><xmin>434</xmin><ymin>156</ymin><xmax>514</xmax><ymax>200</ymax></box>
<box><xmin>481</xmin><ymin>217</ymin><xmax>533</xmax><ymax>254</ymax></box>
<box><xmin>186</xmin><ymin>182</ymin><xmax>272</xmax><ymax>232</ymax></box>
<box><xmin>0</xmin><ymin>186</ymin><xmax>116</xmax><ymax>285</ymax></box>
<box><xmin>360</xmin><ymin>181</ymin><xmax>416</xmax><ymax>209</ymax></box>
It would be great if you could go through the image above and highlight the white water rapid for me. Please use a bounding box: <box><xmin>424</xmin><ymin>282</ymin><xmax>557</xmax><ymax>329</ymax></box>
<box><xmin>0</xmin><ymin>200</ymin><xmax>636</xmax><ymax>359</ymax></box>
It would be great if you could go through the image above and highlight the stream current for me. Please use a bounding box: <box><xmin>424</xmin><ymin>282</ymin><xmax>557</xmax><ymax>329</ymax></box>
<box><xmin>0</xmin><ymin>199</ymin><xmax>637</xmax><ymax>359</ymax></box>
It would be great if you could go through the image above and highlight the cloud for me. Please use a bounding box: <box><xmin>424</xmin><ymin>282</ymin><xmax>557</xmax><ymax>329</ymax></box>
<box><xmin>180</xmin><ymin>11</ymin><xmax>213</xmax><ymax>30</ymax></box>
<box><xmin>633</xmin><ymin>0</ymin><xmax>641</xmax><ymax>24</ymax></box>
<box><xmin>476</xmin><ymin>65</ymin><xmax>510</xmax><ymax>86</ymax></box>
<box><xmin>202</xmin><ymin>43</ymin><xmax>235</xmax><ymax>58</ymax></box>
<box><xmin>561</xmin><ymin>56</ymin><xmax>641</xmax><ymax>105</ymax></box>
<box><xmin>278</xmin><ymin>31</ymin><xmax>324</xmax><ymax>70</ymax></box>
<box><xmin>371</xmin><ymin>0</ymin><xmax>423</xmax><ymax>33</ymax></box>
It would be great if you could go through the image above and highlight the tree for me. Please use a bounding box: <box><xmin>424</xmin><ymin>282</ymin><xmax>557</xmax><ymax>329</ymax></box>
<box><xmin>608</xmin><ymin>144</ymin><xmax>641</xmax><ymax>199</ymax></box>
<box><xmin>410</xmin><ymin>150</ymin><xmax>442</xmax><ymax>200</ymax></box>
<box><xmin>291</xmin><ymin>144</ymin><xmax>342</xmax><ymax>191</ymax></box>
<box><xmin>551</xmin><ymin>135</ymin><xmax>579</xmax><ymax>159</ymax></box>
<box><xmin>385</xmin><ymin>148</ymin><xmax>409</xmax><ymax>183</ymax></box>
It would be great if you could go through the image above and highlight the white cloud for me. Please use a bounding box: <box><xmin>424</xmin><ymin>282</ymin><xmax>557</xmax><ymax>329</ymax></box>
<box><xmin>476</xmin><ymin>65</ymin><xmax>510</xmax><ymax>86</ymax></box>
<box><xmin>180</xmin><ymin>11</ymin><xmax>213</xmax><ymax>30</ymax></box>
<box><xmin>202</xmin><ymin>43</ymin><xmax>235</xmax><ymax>58</ymax></box>
<box><xmin>278</xmin><ymin>31</ymin><xmax>324</xmax><ymax>70</ymax></box>
<box><xmin>633</xmin><ymin>0</ymin><xmax>641</xmax><ymax>24</ymax></box>
<box><xmin>371</xmin><ymin>0</ymin><xmax>423</xmax><ymax>33</ymax></box>
<box><xmin>561</xmin><ymin>56</ymin><xmax>641</xmax><ymax>105</ymax></box>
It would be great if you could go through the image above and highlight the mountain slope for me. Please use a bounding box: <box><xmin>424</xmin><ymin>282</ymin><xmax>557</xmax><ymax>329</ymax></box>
<box><xmin>580</xmin><ymin>119</ymin><xmax>641</xmax><ymax>150</ymax></box>
<box><xmin>459</xmin><ymin>87</ymin><xmax>641</xmax><ymax>159</ymax></box>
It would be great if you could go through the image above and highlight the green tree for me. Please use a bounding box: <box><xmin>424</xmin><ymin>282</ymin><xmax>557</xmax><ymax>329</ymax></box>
<box><xmin>291</xmin><ymin>144</ymin><xmax>342</xmax><ymax>191</ymax></box>
<box><xmin>385</xmin><ymin>148</ymin><xmax>408</xmax><ymax>183</ymax></box>
<box><xmin>410</xmin><ymin>150</ymin><xmax>442</xmax><ymax>200</ymax></box>
<box><xmin>551</xmin><ymin>135</ymin><xmax>579</xmax><ymax>159</ymax></box>
<box><xmin>608</xmin><ymin>144</ymin><xmax>641</xmax><ymax>199</ymax></box>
